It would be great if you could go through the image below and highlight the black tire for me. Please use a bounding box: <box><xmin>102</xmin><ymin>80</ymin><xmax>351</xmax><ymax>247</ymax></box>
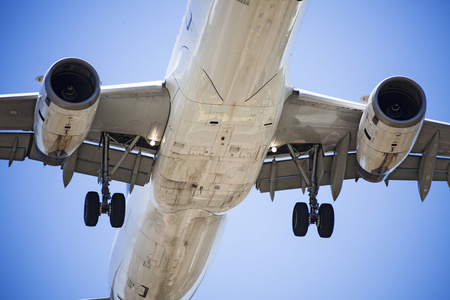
<box><xmin>292</xmin><ymin>202</ymin><xmax>309</xmax><ymax>237</ymax></box>
<box><xmin>318</xmin><ymin>203</ymin><xmax>334</xmax><ymax>238</ymax></box>
<box><xmin>84</xmin><ymin>192</ymin><xmax>100</xmax><ymax>227</ymax></box>
<box><xmin>110</xmin><ymin>193</ymin><xmax>126</xmax><ymax>228</ymax></box>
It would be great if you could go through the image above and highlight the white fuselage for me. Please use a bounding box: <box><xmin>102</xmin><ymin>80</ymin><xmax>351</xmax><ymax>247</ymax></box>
<box><xmin>109</xmin><ymin>1</ymin><xmax>308</xmax><ymax>299</ymax></box>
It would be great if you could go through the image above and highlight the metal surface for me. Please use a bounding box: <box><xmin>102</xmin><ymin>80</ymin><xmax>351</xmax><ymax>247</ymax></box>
<box><xmin>0</xmin><ymin>132</ymin><xmax>153</xmax><ymax>187</ymax></box>
<box><xmin>0</xmin><ymin>93</ymin><xmax>37</xmax><ymax>130</ymax></box>
<box><xmin>356</xmin><ymin>77</ymin><xmax>426</xmax><ymax>182</ymax></box>
<box><xmin>330</xmin><ymin>132</ymin><xmax>350</xmax><ymax>200</ymax></box>
<box><xmin>257</xmin><ymin>152</ymin><xmax>450</xmax><ymax>201</ymax></box>
<box><xmin>88</xmin><ymin>81</ymin><xmax>170</xmax><ymax>146</ymax></box>
<box><xmin>2</xmin><ymin>0</ymin><xmax>450</xmax><ymax>298</ymax></box>
<box><xmin>153</xmin><ymin>0</ymin><xmax>307</xmax><ymax>214</ymax></box>
<box><xmin>109</xmin><ymin>186</ymin><xmax>225</xmax><ymax>300</ymax></box>
<box><xmin>33</xmin><ymin>58</ymin><xmax>101</xmax><ymax>165</ymax></box>
<box><xmin>271</xmin><ymin>89</ymin><xmax>364</xmax><ymax>153</ymax></box>
<box><xmin>418</xmin><ymin>131</ymin><xmax>440</xmax><ymax>200</ymax></box>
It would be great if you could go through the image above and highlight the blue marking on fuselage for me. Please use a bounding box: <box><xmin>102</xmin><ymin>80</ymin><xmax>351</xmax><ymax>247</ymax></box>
<box><xmin>186</xmin><ymin>11</ymin><xmax>192</xmax><ymax>31</ymax></box>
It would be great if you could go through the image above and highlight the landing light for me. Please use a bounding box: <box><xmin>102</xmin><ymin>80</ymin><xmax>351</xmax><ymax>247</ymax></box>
<box><xmin>150</xmin><ymin>140</ymin><xmax>156</xmax><ymax>147</ymax></box>
<box><xmin>271</xmin><ymin>146</ymin><xmax>277</xmax><ymax>153</ymax></box>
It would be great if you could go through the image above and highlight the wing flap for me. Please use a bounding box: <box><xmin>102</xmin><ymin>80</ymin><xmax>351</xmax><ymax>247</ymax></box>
<box><xmin>0</xmin><ymin>132</ymin><xmax>152</xmax><ymax>187</ymax></box>
<box><xmin>257</xmin><ymin>154</ymin><xmax>450</xmax><ymax>194</ymax></box>
<box><xmin>257</xmin><ymin>154</ymin><xmax>358</xmax><ymax>193</ymax></box>
<box><xmin>74</xmin><ymin>142</ymin><xmax>153</xmax><ymax>186</ymax></box>
<box><xmin>387</xmin><ymin>155</ymin><xmax>450</xmax><ymax>182</ymax></box>
<box><xmin>0</xmin><ymin>133</ymin><xmax>34</xmax><ymax>164</ymax></box>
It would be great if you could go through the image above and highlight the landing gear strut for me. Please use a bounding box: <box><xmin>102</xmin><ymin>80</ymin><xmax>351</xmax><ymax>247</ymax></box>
<box><xmin>84</xmin><ymin>132</ymin><xmax>126</xmax><ymax>228</ymax></box>
<box><xmin>289</xmin><ymin>144</ymin><xmax>334</xmax><ymax>238</ymax></box>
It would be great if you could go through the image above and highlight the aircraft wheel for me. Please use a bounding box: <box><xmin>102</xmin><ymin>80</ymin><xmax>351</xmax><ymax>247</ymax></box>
<box><xmin>84</xmin><ymin>191</ymin><xmax>100</xmax><ymax>227</ymax></box>
<box><xmin>110</xmin><ymin>193</ymin><xmax>126</xmax><ymax>228</ymax></box>
<box><xmin>317</xmin><ymin>203</ymin><xmax>334</xmax><ymax>238</ymax></box>
<box><xmin>292</xmin><ymin>202</ymin><xmax>309</xmax><ymax>237</ymax></box>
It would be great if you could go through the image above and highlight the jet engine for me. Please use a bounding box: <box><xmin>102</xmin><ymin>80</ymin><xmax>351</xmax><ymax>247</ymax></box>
<box><xmin>34</xmin><ymin>58</ymin><xmax>100</xmax><ymax>165</ymax></box>
<box><xmin>356</xmin><ymin>76</ymin><xmax>426</xmax><ymax>182</ymax></box>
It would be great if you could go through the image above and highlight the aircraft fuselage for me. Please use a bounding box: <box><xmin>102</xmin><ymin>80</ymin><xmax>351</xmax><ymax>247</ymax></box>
<box><xmin>109</xmin><ymin>1</ymin><xmax>308</xmax><ymax>299</ymax></box>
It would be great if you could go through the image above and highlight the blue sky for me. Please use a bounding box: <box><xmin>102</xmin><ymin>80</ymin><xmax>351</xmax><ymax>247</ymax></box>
<box><xmin>1</xmin><ymin>1</ymin><xmax>450</xmax><ymax>299</ymax></box>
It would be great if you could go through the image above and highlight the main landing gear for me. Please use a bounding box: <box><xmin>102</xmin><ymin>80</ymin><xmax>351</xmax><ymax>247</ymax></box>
<box><xmin>292</xmin><ymin>199</ymin><xmax>334</xmax><ymax>238</ymax></box>
<box><xmin>84</xmin><ymin>133</ymin><xmax>126</xmax><ymax>228</ymax></box>
<box><xmin>288</xmin><ymin>144</ymin><xmax>335</xmax><ymax>238</ymax></box>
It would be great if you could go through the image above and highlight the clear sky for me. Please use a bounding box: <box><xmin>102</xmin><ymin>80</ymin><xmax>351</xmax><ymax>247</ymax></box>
<box><xmin>1</xmin><ymin>1</ymin><xmax>450</xmax><ymax>299</ymax></box>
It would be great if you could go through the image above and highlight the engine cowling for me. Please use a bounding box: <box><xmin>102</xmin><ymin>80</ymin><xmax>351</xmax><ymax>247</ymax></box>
<box><xmin>356</xmin><ymin>76</ymin><xmax>426</xmax><ymax>182</ymax></box>
<box><xmin>34</xmin><ymin>58</ymin><xmax>100</xmax><ymax>165</ymax></box>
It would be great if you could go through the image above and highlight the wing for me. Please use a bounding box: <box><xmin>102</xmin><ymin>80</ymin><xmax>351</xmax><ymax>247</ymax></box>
<box><xmin>0</xmin><ymin>81</ymin><xmax>170</xmax><ymax>192</ymax></box>
<box><xmin>257</xmin><ymin>88</ymin><xmax>450</xmax><ymax>201</ymax></box>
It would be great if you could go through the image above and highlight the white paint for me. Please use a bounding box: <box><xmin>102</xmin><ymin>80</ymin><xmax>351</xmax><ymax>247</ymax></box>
<box><xmin>108</xmin><ymin>0</ymin><xmax>310</xmax><ymax>299</ymax></box>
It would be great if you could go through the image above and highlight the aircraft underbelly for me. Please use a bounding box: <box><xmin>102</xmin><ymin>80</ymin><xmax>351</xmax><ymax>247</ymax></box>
<box><xmin>152</xmin><ymin>1</ymin><xmax>305</xmax><ymax>213</ymax></box>
<box><xmin>153</xmin><ymin>67</ymin><xmax>288</xmax><ymax>213</ymax></box>
<box><xmin>109</xmin><ymin>186</ymin><xmax>225</xmax><ymax>300</ymax></box>
<box><xmin>150</xmin><ymin>3</ymin><xmax>305</xmax><ymax>214</ymax></box>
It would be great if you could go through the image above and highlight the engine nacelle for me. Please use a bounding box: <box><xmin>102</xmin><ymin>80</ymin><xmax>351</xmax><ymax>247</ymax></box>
<box><xmin>34</xmin><ymin>58</ymin><xmax>100</xmax><ymax>165</ymax></box>
<box><xmin>356</xmin><ymin>76</ymin><xmax>426</xmax><ymax>182</ymax></box>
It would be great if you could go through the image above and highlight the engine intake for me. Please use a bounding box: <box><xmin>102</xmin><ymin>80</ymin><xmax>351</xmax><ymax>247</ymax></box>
<box><xmin>356</xmin><ymin>77</ymin><xmax>426</xmax><ymax>182</ymax></box>
<box><xmin>46</xmin><ymin>58</ymin><xmax>100</xmax><ymax>109</ymax></box>
<box><xmin>372</xmin><ymin>77</ymin><xmax>425</xmax><ymax>128</ymax></box>
<box><xmin>34</xmin><ymin>58</ymin><xmax>100</xmax><ymax>165</ymax></box>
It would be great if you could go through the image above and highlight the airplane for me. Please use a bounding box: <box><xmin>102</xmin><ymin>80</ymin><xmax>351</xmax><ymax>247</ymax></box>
<box><xmin>1</xmin><ymin>1</ymin><xmax>450</xmax><ymax>299</ymax></box>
